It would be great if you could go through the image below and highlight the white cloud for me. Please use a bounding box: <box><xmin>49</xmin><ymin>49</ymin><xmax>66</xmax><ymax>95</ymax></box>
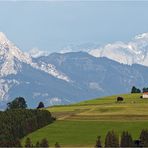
<box><xmin>28</xmin><ymin>48</ymin><xmax>49</xmax><ymax>58</ymax></box>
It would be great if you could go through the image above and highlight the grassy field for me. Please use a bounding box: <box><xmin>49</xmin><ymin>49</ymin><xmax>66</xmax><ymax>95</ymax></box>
<box><xmin>22</xmin><ymin>93</ymin><xmax>148</xmax><ymax>147</ymax></box>
<box><xmin>21</xmin><ymin>120</ymin><xmax>148</xmax><ymax>147</ymax></box>
<box><xmin>47</xmin><ymin>93</ymin><xmax>148</xmax><ymax>120</ymax></box>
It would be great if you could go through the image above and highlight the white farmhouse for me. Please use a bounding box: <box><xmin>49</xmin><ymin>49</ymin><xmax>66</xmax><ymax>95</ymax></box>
<box><xmin>143</xmin><ymin>92</ymin><xmax>148</xmax><ymax>98</ymax></box>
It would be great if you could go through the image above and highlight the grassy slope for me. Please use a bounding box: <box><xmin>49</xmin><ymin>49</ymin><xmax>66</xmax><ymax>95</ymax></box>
<box><xmin>47</xmin><ymin>93</ymin><xmax>148</xmax><ymax>120</ymax></box>
<box><xmin>22</xmin><ymin>93</ymin><xmax>148</xmax><ymax>146</ymax></box>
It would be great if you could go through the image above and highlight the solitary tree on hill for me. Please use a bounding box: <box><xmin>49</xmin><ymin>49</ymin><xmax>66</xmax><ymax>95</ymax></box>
<box><xmin>37</xmin><ymin>102</ymin><xmax>45</xmax><ymax>109</ymax></box>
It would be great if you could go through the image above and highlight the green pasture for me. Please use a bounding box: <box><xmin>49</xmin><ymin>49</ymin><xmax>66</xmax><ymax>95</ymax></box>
<box><xmin>22</xmin><ymin>120</ymin><xmax>148</xmax><ymax>147</ymax></box>
<box><xmin>22</xmin><ymin>93</ymin><xmax>148</xmax><ymax>147</ymax></box>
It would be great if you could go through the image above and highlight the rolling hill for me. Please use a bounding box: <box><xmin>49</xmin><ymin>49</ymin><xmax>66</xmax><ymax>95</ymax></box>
<box><xmin>21</xmin><ymin>93</ymin><xmax>148</xmax><ymax>147</ymax></box>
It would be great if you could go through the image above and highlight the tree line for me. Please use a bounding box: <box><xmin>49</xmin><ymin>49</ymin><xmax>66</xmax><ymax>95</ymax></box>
<box><xmin>95</xmin><ymin>129</ymin><xmax>148</xmax><ymax>147</ymax></box>
<box><xmin>22</xmin><ymin>129</ymin><xmax>148</xmax><ymax>147</ymax></box>
<box><xmin>131</xmin><ymin>86</ymin><xmax>148</xmax><ymax>93</ymax></box>
<box><xmin>0</xmin><ymin>97</ymin><xmax>55</xmax><ymax>147</ymax></box>
<box><xmin>24</xmin><ymin>137</ymin><xmax>60</xmax><ymax>147</ymax></box>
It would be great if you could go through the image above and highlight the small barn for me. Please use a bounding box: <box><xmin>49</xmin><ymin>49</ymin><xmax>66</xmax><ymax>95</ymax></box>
<box><xmin>143</xmin><ymin>92</ymin><xmax>148</xmax><ymax>98</ymax></box>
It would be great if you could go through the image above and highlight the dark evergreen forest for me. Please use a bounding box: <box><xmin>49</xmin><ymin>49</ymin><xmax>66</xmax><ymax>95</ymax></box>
<box><xmin>0</xmin><ymin>98</ymin><xmax>54</xmax><ymax>147</ymax></box>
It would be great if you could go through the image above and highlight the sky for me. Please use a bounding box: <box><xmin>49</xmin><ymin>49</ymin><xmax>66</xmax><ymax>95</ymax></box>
<box><xmin>0</xmin><ymin>1</ymin><xmax>148</xmax><ymax>53</ymax></box>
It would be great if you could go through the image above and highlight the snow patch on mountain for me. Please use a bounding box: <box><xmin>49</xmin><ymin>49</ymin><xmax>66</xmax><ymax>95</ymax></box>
<box><xmin>0</xmin><ymin>32</ymin><xmax>70</xmax><ymax>82</ymax></box>
<box><xmin>89</xmin><ymin>82</ymin><xmax>104</xmax><ymax>91</ymax></box>
<box><xmin>46</xmin><ymin>97</ymin><xmax>72</xmax><ymax>106</ymax></box>
<box><xmin>0</xmin><ymin>79</ymin><xmax>19</xmax><ymax>101</ymax></box>
<box><xmin>0</xmin><ymin>32</ymin><xmax>32</xmax><ymax>76</ymax></box>
<box><xmin>33</xmin><ymin>61</ymin><xmax>70</xmax><ymax>82</ymax></box>
<box><xmin>48</xmin><ymin>97</ymin><xmax>62</xmax><ymax>105</ymax></box>
<box><xmin>89</xmin><ymin>33</ymin><xmax>148</xmax><ymax>66</ymax></box>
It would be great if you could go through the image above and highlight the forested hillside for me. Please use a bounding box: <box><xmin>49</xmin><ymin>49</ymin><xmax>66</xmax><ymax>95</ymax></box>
<box><xmin>0</xmin><ymin>108</ymin><xmax>54</xmax><ymax>147</ymax></box>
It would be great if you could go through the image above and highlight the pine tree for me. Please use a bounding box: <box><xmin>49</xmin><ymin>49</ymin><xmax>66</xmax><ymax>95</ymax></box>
<box><xmin>105</xmin><ymin>131</ymin><xmax>112</xmax><ymax>147</ymax></box>
<box><xmin>40</xmin><ymin>138</ymin><xmax>49</xmax><ymax>147</ymax></box>
<box><xmin>140</xmin><ymin>129</ymin><xmax>148</xmax><ymax>147</ymax></box>
<box><xmin>137</xmin><ymin>88</ymin><xmax>141</xmax><ymax>93</ymax></box>
<box><xmin>120</xmin><ymin>131</ymin><xmax>133</xmax><ymax>147</ymax></box>
<box><xmin>105</xmin><ymin>131</ymin><xmax>119</xmax><ymax>147</ymax></box>
<box><xmin>131</xmin><ymin>86</ymin><xmax>141</xmax><ymax>93</ymax></box>
<box><xmin>131</xmin><ymin>86</ymin><xmax>137</xmax><ymax>93</ymax></box>
<box><xmin>95</xmin><ymin>136</ymin><xmax>102</xmax><ymax>147</ymax></box>
<box><xmin>143</xmin><ymin>87</ymin><xmax>148</xmax><ymax>93</ymax></box>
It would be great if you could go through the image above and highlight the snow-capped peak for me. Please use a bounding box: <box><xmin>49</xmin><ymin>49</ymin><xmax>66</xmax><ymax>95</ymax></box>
<box><xmin>0</xmin><ymin>32</ymin><xmax>32</xmax><ymax>63</ymax></box>
<box><xmin>0</xmin><ymin>32</ymin><xmax>9</xmax><ymax>45</ymax></box>
<box><xmin>0</xmin><ymin>32</ymin><xmax>33</xmax><ymax>76</ymax></box>
<box><xmin>0</xmin><ymin>32</ymin><xmax>70</xmax><ymax>82</ymax></box>
<box><xmin>89</xmin><ymin>32</ymin><xmax>148</xmax><ymax>66</ymax></box>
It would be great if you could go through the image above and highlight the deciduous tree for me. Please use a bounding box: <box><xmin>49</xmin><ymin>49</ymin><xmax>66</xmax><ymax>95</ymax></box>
<box><xmin>7</xmin><ymin>97</ymin><xmax>27</xmax><ymax>110</ymax></box>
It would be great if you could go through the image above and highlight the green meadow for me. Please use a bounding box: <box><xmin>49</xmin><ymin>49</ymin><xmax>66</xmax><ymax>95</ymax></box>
<box><xmin>22</xmin><ymin>93</ymin><xmax>148</xmax><ymax>147</ymax></box>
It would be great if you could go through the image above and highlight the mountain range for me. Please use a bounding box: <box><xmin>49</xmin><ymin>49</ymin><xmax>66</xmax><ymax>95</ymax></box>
<box><xmin>0</xmin><ymin>32</ymin><xmax>148</xmax><ymax>109</ymax></box>
<box><xmin>89</xmin><ymin>33</ymin><xmax>148</xmax><ymax>66</ymax></box>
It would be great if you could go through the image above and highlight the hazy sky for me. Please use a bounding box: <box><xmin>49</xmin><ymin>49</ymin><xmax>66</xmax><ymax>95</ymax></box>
<box><xmin>0</xmin><ymin>1</ymin><xmax>148</xmax><ymax>52</ymax></box>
